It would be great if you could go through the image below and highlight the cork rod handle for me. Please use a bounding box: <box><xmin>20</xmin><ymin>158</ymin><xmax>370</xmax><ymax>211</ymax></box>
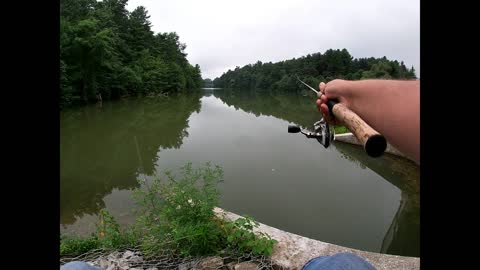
<box><xmin>326</xmin><ymin>100</ymin><xmax>387</xmax><ymax>157</ymax></box>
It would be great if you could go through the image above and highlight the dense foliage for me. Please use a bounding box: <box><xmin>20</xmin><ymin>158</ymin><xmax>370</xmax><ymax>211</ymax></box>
<box><xmin>133</xmin><ymin>162</ymin><xmax>276</xmax><ymax>257</ymax></box>
<box><xmin>213</xmin><ymin>49</ymin><xmax>416</xmax><ymax>90</ymax></box>
<box><xmin>60</xmin><ymin>0</ymin><xmax>203</xmax><ymax>109</ymax></box>
<box><xmin>61</xmin><ymin>163</ymin><xmax>276</xmax><ymax>258</ymax></box>
<box><xmin>203</xmin><ymin>78</ymin><xmax>214</xmax><ymax>88</ymax></box>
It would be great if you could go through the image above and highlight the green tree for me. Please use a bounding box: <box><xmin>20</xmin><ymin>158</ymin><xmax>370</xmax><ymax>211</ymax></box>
<box><xmin>212</xmin><ymin>49</ymin><xmax>415</xmax><ymax>91</ymax></box>
<box><xmin>60</xmin><ymin>60</ymin><xmax>73</xmax><ymax>108</ymax></box>
<box><xmin>60</xmin><ymin>0</ymin><xmax>96</xmax><ymax>21</ymax></box>
<box><xmin>69</xmin><ymin>19</ymin><xmax>117</xmax><ymax>102</ymax></box>
<box><xmin>127</xmin><ymin>6</ymin><xmax>154</xmax><ymax>57</ymax></box>
<box><xmin>407</xmin><ymin>66</ymin><xmax>417</xmax><ymax>79</ymax></box>
<box><xmin>362</xmin><ymin>60</ymin><xmax>392</xmax><ymax>79</ymax></box>
<box><xmin>60</xmin><ymin>0</ymin><xmax>203</xmax><ymax>109</ymax></box>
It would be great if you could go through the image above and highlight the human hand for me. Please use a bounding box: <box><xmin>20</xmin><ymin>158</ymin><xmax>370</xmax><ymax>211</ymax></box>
<box><xmin>316</xmin><ymin>79</ymin><xmax>353</xmax><ymax>125</ymax></box>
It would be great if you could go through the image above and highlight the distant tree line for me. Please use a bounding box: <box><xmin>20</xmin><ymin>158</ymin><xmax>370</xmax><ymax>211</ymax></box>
<box><xmin>212</xmin><ymin>49</ymin><xmax>416</xmax><ymax>91</ymax></box>
<box><xmin>60</xmin><ymin>0</ymin><xmax>203</xmax><ymax>109</ymax></box>
<box><xmin>203</xmin><ymin>78</ymin><xmax>213</xmax><ymax>88</ymax></box>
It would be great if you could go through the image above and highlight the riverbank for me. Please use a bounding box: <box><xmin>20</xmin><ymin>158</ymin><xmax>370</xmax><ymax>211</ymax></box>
<box><xmin>214</xmin><ymin>208</ymin><xmax>419</xmax><ymax>270</ymax></box>
<box><xmin>61</xmin><ymin>248</ymin><xmax>271</xmax><ymax>270</ymax></box>
<box><xmin>62</xmin><ymin>207</ymin><xmax>419</xmax><ymax>270</ymax></box>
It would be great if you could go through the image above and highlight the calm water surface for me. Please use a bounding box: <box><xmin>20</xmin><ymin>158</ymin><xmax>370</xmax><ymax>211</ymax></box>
<box><xmin>60</xmin><ymin>89</ymin><xmax>419</xmax><ymax>257</ymax></box>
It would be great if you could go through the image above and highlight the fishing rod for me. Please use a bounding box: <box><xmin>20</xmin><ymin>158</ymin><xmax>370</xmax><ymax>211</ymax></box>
<box><xmin>288</xmin><ymin>76</ymin><xmax>387</xmax><ymax>158</ymax></box>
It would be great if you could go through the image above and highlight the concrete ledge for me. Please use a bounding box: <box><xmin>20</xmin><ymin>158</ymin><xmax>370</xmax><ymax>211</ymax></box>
<box><xmin>334</xmin><ymin>133</ymin><xmax>411</xmax><ymax>160</ymax></box>
<box><xmin>214</xmin><ymin>207</ymin><xmax>419</xmax><ymax>270</ymax></box>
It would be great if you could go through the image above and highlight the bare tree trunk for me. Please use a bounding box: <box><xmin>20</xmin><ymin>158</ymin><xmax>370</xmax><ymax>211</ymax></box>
<box><xmin>82</xmin><ymin>81</ymin><xmax>88</xmax><ymax>104</ymax></box>
<box><xmin>96</xmin><ymin>93</ymin><xmax>103</xmax><ymax>109</ymax></box>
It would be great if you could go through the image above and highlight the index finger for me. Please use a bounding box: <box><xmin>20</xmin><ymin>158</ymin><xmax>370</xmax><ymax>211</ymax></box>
<box><xmin>318</xmin><ymin>82</ymin><xmax>326</xmax><ymax>98</ymax></box>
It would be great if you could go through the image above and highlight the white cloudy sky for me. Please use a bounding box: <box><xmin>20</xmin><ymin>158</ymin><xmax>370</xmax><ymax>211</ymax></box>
<box><xmin>126</xmin><ymin>0</ymin><xmax>419</xmax><ymax>80</ymax></box>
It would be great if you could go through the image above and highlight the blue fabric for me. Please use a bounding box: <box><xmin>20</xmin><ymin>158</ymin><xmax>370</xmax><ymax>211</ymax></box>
<box><xmin>60</xmin><ymin>261</ymin><xmax>103</xmax><ymax>270</ymax></box>
<box><xmin>301</xmin><ymin>253</ymin><xmax>377</xmax><ymax>270</ymax></box>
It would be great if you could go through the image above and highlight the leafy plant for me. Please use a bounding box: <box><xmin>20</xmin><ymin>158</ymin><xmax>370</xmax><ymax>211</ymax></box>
<box><xmin>95</xmin><ymin>209</ymin><xmax>139</xmax><ymax>249</ymax></box>
<box><xmin>61</xmin><ymin>163</ymin><xmax>277</xmax><ymax>258</ymax></box>
<box><xmin>132</xmin><ymin>162</ymin><xmax>226</xmax><ymax>257</ymax></box>
<box><xmin>60</xmin><ymin>210</ymin><xmax>140</xmax><ymax>256</ymax></box>
<box><xmin>60</xmin><ymin>234</ymin><xmax>99</xmax><ymax>256</ymax></box>
<box><xmin>224</xmin><ymin>216</ymin><xmax>276</xmax><ymax>256</ymax></box>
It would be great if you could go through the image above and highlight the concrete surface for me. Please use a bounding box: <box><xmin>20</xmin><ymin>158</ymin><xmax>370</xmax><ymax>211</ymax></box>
<box><xmin>214</xmin><ymin>208</ymin><xmax>420</xmax><ymax>270</ymax></box>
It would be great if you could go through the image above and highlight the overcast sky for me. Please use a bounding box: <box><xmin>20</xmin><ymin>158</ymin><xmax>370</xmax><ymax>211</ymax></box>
<box><xmin>126</xmin><ymin>0</ymin><xmax>419</xmax><ymax>80</ymax></box>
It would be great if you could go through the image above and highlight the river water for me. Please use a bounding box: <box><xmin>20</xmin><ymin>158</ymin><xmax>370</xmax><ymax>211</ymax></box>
<box><xmin>60</xmin><ymin>89</ymin><xmax>419</xmax><ymax>257</ymax></box>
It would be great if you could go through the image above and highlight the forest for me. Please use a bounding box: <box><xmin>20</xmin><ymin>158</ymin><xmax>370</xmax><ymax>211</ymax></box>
<box><xmin>60</xmin><ymin>0</ymin><xmax>203</xmax><ymax>109</ymax></box>
<box><xmin>212</xmin><ymin>49</ymin><xmax>417</xmax><ymax>91</ymax></box>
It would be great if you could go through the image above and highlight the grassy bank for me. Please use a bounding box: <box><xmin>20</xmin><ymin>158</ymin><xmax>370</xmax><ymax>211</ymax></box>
<box><xmin>60</xmin><ymin>163</ymin><xmax>276</xmax><ymax>258</ymax></box>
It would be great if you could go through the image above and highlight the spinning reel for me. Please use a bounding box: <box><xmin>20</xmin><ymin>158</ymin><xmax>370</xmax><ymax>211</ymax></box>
<box><xmin>288</xmin><ymin>118</ymin><xmax>335</xmax><ymax>148</ymax></box>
